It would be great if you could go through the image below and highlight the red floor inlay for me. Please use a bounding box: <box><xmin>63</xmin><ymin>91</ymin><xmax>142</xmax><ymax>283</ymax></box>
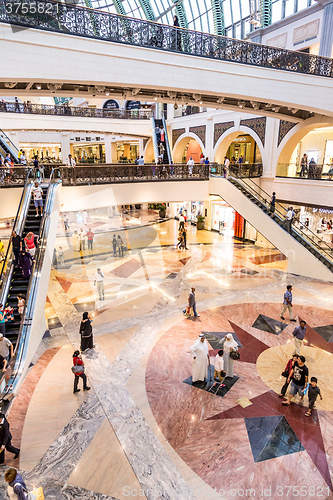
<box><xmin>110</xmin><ymin>258</ymin><xmax>142</xmax><ymax>278</ymax></box>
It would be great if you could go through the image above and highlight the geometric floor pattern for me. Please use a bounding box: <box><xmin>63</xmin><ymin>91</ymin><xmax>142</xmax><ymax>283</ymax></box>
<box><xmin>314</xmin><ymin>324</ymin><xmax>333</xmax><ymax>342</ymax></box>
<box><xmin>245</xmin><ymin>415</ymin><xmax>304</xmax><ymax>462</ymax></box>
<box><xmin>252</xmin><ymin>314</ymin><xmax>288</xmax><ymax>335</ymax></box>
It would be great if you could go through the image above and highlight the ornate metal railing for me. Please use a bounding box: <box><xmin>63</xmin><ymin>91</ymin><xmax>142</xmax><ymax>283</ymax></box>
<box><xmin>54</xmin><ymin>163</ymin><xmax>210</xmax><ymax>184</ymax></box>
<box><xmin>0</xmin><ymin>101</ymin><xmax>153</xmax><ymax>119</ymax></box>
<box><xmin>0</xmin><ymin>0</ymin><xmax>332</xmax><ymax>78</ymax></box>
<box><xmin>211</xmin><ymin>163</ymin><xmax>263</xmax><ymax>178</ymax></box>
<box><xmin>277</xmin><ymin>163</ymin><xmax>333</xmax><ymax>180</ymax></box>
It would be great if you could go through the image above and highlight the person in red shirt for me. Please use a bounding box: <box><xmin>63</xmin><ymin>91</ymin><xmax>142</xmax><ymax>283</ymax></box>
<box><xmin>86</xmin><ymin>229</ymin><xmax>94</xmax><ymax>251</ymax></box>
<box><xmin>278</xmin><ymin>354</ymin><xmax>299</xmax><ymax>397</ymax></box>
<box><xmin>72</xmin><ymin>350</ymin><xmax>90</xmax><ymax>394</ymax></box>
<box><xmin>24</xmin><ymin>232</ymin><xmax>37</xmax><ymax>258</ymax></box>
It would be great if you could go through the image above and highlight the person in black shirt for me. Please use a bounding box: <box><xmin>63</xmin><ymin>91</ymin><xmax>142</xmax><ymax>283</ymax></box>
<box><xmin>10</xmin><ymin>231</ymin><xmax>22</xmax><ymax>266</ymax></box>
<box><xmin>0</xmin><ymin>413</ymin><xmax>20</xmax><ymax>463</ymax></box>
<box><xmin>305</xmin><ymin>377</ymin><xmax>322</xmax><ymax>417</ymax></box>
<box><xmin>282</xmin><ymin>355</ymin><xmax>308</xmax><ymax>406</ymax></box>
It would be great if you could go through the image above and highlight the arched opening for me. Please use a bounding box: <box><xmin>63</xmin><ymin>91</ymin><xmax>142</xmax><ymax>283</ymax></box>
<box><xmin>103</xmin><ymin>99</ymin><xmax>119</xmax><ymax>109</ymax></box>
<box><xmin>277</xmin><ymin>122</ymin><xmax>333</xmax><ymax>178</ymax></box>
<box><xmin>214</xmin><ymin>131</ymin><xmax>263</xmax><ymax>165</ymax></box>
<box><xmin>125</xmin><ymin>100</ymin><xmax>141</xmax><ymax>110</ymax></box>
<box><xmin>144</xmin><ymin>139</ymin><xmax>155</xmax><ymax>163</ymax></box>
<box><xmin>173</xmin><ymin>135</ymin><xmax>204</xmax><ymax>163</ymax></box>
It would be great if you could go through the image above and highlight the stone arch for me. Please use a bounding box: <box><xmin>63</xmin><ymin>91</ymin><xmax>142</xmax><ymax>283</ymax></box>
<box><xmin>172</xmin><ymin>133</ymin><xmax>205</xmax><ymax>163</ymax></box>
<box><xmin>144</xmin><ymin>138</ymin><xmax>154</xmax><ymax>162</ymax></box>
<box><xmin>213</xmin><ymin>126</ymin><xmax>265</xmax><ymax>164</ymax></box>
<box><xmin>276</xmin><ymin>117</ymin><xmax>333</xmax><ymax>172</ymax></box>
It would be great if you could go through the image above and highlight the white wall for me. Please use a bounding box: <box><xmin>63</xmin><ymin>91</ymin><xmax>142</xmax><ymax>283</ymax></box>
<box><xmin>260</xmin><ymin>177</ymin><xmax>333</xmax><ymax>208</ymax></box>
<box><xmin>0</xmin><ymin>23</ymin><xmax>332</xmax><ymax>117</ymax></box>
<box><xmin>0</xmin><ymin>188</ymin><xmax>23</xmax><ymax>219</ymax></box>
<box><xmin>61</xmin><ymin>181</ymin><xmax>210</xmax><ymax>212</ymax></box>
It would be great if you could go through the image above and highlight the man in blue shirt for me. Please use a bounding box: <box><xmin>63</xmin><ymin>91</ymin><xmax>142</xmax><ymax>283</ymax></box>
<box><xmin>292</xmin><ymin>320</ymin><xmax>306</xmax><ymax>355</ymax></box>
<box><xmin>281</xmin><ymin>285</ymin><xmax>296</xmax><ymax>322</ymax></box>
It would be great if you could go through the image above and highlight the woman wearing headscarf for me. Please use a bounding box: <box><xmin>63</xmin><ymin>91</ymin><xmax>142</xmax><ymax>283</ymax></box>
<box><xmin>172</xmin><ymin>15</ymin><xmax>182</xmax><ymax>51</ymax></box>
<box><xmin>79</xmin><ymin>311</ymin><xmax>94</xmax><ymax>352</ymax></box>
<box><xmin>5</xmin><ymin>468</ymin><xmax>27</xmax><ymax>500</ymax></box>
<box><xmin>220</xmin><ymin>333</ymin><xmax>239</xmax><ymax>378</ymax></box>
<box><xmin>18</xmin><ymin>249</ymin><xmax>34</xmax><ymax>279</ymax></box>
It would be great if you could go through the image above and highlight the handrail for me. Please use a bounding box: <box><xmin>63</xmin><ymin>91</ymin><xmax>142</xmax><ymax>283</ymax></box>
<box><xmin>0</xmin><ymin>101</ymin><xmax>153</xmax><ymax>120</ymax></box>
<box><xmin>0</xmin><ymin>168</ymin><xmax>33</xmax><ymax>283</ymax></box>
<box><xmin>0</xmin><ymin>128</ymin><xmax>20</xmax><ymax>157</ymax></box>
<box><xmin>229</xmin><ymin>174</ymin><xmax>333</xmax><ymax>265</ymax></box>
<box><xmin>150</xmin><ymin>117</ymin><xmax>159</xmax><ymax>163</ymax></box>
<box><xmin>0</xmin><ymin>0</ymin><xmax>332</xmax><ymax>78</ymax></box>
<box><xmin>1</xmin><ymin>170</ymin><xmax>60</xmax><ymax>401</ymax></box>
<box><xmin>162</xmin><ymin>113</ymin><xmax>172</xmax><ymax>164</ymax></box>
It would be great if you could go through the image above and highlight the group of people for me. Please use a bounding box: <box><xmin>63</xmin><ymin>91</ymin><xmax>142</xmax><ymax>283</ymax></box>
<box><xmin>299</xmin><ymin>153</ymin><xmax>322</xmax><ymax>179</ymax></box>
<box><xmin>10</xmin><ymin>230</ymin><xmax>37</xmax><ymax>279</ymax></box>
<box><xmin>72</xmin><ymin>228</ymin><xmax>95</xmax><ymax>252</ymax></box>
<box><xmin>112</xmin><ymin>234</ymin><xmax>125</xmax><ymax>257</ymax></box>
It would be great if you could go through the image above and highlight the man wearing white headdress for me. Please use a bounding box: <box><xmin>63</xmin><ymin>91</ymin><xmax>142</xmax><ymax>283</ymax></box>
<box><xmin>190</xmin><ymin>333</ymin><xmax>209</xmax><ymax>383</ymax></box>
<box><xmin>220</xmin><ymin>333</ymin><xmax>239</xmax><ymax>378</ymax></box>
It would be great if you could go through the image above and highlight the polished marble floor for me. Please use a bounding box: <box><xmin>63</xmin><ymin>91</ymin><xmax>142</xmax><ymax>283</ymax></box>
<box><xmin>2</xmin><ymin>210</ymin><xmax>333</xmax><ymax>499</ymax></box>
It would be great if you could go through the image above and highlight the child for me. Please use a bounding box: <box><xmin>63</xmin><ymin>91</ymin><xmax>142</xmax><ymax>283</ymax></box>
<box><xmin>58</xmin><ymin>246</ymin><xmax>64</xmax><ymax>267</ymax></box>
<box><xmin>305</xmin><ymin>377</ymin><xmax>322</xmax><ymax>417</ymax></box>
<box><xmin>213</xmin><ymin>349</ymin><xmax>226</xmax><ymax>388</ymax></box>
<box><xmin>17</xmin><ymin>294</ymin><xmax>26</xmax><ymax>320</ymax></box>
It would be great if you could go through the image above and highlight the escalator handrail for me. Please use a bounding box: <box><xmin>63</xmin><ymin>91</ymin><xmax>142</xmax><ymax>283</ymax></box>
<box><xmin>161</xmin><ymin>112</ymin><xmax>172</xmax><ymax>164</ymax></box>
<box><xmin>229</xmin><ymin>175</ymin><xmax>333</xmax><ymax>265</ymax></box>
<box><xmin>0</xmin><ymin>168</ymin><xmax>34</xmax><ymax>283</ymax></box>
<box><xmin>2</xmin><ymin>170</ymin><xmax>61</xmax><ymax>399</ymax></box>
<box><xmin>237</xmin><ymin>175</ymin><xmax>333</xmax><ymax>259</ymax></box>
<box><xmin>0</xmin><ymin>129</ymin><xmax>20</xmax><ymax>159</ymax></box>
<box><xmin>150</xmin><ymin>116</ymin><xmax>160</xmax><ymax>164</ymax></box>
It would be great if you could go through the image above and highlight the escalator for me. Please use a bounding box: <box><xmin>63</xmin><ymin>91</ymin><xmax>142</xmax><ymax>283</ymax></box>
<box><xmin>4</xmin><ymin>186</ymin><xmax>47</xmax><ymax>345</ymax></box>
<box><xmin>0</xmin><ymin>129</ymin><xmax>20</xmax><ymax>163</ymax></box>
<box><xmin>152</xmin><ymin>116</ymin><xmax>172</xmax><ymax>164</ymax></box>
<box><xmin>0</xmin><ymin>171</ymin><xmax>61</xmax><ymax>406</ymax></box>
<box><xmin>209</xmin><ymin>174</ymin><xmax>333</xmax><ymax>281</ymax></box>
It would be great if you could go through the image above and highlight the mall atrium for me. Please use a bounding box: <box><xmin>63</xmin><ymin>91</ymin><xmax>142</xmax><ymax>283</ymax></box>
<box><xmin>0</xmin><ymin>0</ymin><xmax>332</xmax><ymax>498</ymax></box>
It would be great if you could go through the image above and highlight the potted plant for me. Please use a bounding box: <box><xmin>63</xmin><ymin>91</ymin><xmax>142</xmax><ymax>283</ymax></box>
<box><xmin>197</xmin><ymin>215</ymin><xmax>205</xmax><ymax>230</ymax></box>
<box><xmin>159</xmin><ymin>203</ymin><xmax>166</xmax><ymax>218</ymax></box>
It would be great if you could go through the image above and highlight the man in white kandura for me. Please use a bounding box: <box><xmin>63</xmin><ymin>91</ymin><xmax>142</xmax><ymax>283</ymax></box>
<box><xmin>190</xmin><ymin>333</ymin><xmax>209</xmax><ymax>383</ymax></box>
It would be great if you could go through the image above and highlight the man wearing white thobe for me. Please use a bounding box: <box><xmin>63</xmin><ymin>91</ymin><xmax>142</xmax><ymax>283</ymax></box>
<box><xmin>190</xmin><ymin>333</ymin><xmax>209</xmax><ymax>383</ymax></box>
<box><xmin>187</xmin><ymin>157</ymin><xmax>195</xmax><ymax>176</ymax></box>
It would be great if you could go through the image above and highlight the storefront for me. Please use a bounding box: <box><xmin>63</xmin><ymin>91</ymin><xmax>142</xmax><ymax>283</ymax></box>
<box><xmin>290</xmin><ymin>204</ymin><xmax>333</xmax><ymax>244</ymax></box>
<box><xmin>116</xmin><ymin>141</ymin><xmax>139</xmax><ymax>163</ymax></box>
<box><xmin>174</xmin><ymin>201</ymin><xmax>204</xmax><ymax>223</ymax></box>
<box><xmin>71</xmin><ymin>143</ymin><xmax>105</xmax><ymax>163</ymax></box>
<box><xmin>19</xmin><ymin>143</ymin><xmax>62</xmax><ymax>162</ymax></box>
<box><xmin>211</xmin><ymin>200</ymin><xmax>257</xmax><ymax>241</ymax></box>
<box><xmin>226</xmin><ymin>134</ymin><xmax>262</xmax><ymax>163</ymax></box>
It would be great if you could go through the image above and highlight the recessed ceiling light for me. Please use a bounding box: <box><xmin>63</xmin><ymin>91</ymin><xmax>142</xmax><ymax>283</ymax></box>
<box><xmin>36</xmin><ymin>84</ymin><xmax>41</xmax><ymax>90</ymax></box>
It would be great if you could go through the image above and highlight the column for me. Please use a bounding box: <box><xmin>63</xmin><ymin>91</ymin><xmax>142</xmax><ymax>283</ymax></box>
<box><xmin>319</xmin><ymin>2</ymin><xmax>333</xmax><ymax>57</ymax></box>
<box><xmin>60</xmin><ymin>133</ymin><xmax>70</xmax><ymax>162</ymax></box>
<box><xmin>104</xmin><ymin>136</ymin><xmax>112</xmax><ymax>164</ymax></box>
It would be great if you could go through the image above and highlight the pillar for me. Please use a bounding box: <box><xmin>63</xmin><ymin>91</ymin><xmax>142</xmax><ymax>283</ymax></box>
<box><xmin>319</xmin><ymin>2</ymin><xmax>333</xmax><ymax>57</ymax></box>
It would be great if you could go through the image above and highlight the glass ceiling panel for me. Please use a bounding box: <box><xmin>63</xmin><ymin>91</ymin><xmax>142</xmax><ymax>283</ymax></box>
<box><xmin>79</xmin><ymin>0</ymin><xmax>316</xmax><ymax>39</ymax></box>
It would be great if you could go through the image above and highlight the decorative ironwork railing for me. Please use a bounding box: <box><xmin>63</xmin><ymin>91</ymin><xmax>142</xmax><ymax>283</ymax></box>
<box><xmin>0</xmin><ymin>0</ymin><xmax>332</xmax><ymax>78</ymax></box>
<box><xmin>0</xmin><ymin>101</ymin><xmax>153</xmax><ymax>119</ymax></box>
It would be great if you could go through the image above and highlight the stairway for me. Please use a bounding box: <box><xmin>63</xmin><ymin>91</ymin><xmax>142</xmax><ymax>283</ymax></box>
<box><xmin>4</xmin><ymin>186</ymin><xmax>47</xmax><ymax>346</ymax></box>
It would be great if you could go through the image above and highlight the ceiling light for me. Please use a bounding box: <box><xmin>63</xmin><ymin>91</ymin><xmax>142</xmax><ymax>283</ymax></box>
<box><xmin>199</xmin><ymin>101</ymin><xmax>203</xmax><ymax>105</ymax></box>
<box><xmin>105</xmin><ymin>92</ymin><xmax>110</xmax><ymax>96</ymax></box>
<box><xmin>4</xmin><ymin>82</ymin><xmax>17</xmax><ymax>89</ymax></box>
<box><xmin>36</xmin><ymin>84</ymin><xmax>41</xmax><ymax>90</ymax></box>
<box><xmin>272</xmin><ymin>106</ymin><xmax>280</xmax><ymax>112</ymax></box>
<box><xmin>291</xmin><ymin>108</ymin><xmax>298</xmax><ymax>114</ymax></box>
<box><xmin>250</xmin><ymin>101</ymin><xmax>260</xmax><ymax>110</ymax></box>
<box><xmin>193</xmin><ymin>93</ymin><xmax>201</xmax><ymax>102</ymax></box>
<box><xmin>216</xmin><ymin>97</ymin><xmax>225</xmax><ymax>104</ymax></box>
<box><xmin>238</xmin><ymin>100</ymin><xmax>246</xmax><ymax>109</ymax></box>
<box><xmin>174</xmin><ymin>103</ymin><xmax>178</xmax><ymax>110</ymax></box>
<box><xmin>167</xmin><ymin>91</ymin><xmax>177</xmax><ymax>99</ymax></box>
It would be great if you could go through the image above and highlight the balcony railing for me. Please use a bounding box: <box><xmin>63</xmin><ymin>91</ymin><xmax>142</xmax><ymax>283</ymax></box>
<box><xmin>277</xmin><ymin>163</ymin><xmax>333</xmax><ymax>180</ymax></box>
<box><xmin>0</xmin><ymin>0</ymin><xmax>332</xmax><ymax>78</ymax></box>
<box><xmin>0</xmin><ymin>101</ymin><xmax>153</xmax><ymax>120</ymax></box>
<box><xmin>211</xmin><ymin>163</ymin><xmax>263</xmax><ymax>178</ymax></box>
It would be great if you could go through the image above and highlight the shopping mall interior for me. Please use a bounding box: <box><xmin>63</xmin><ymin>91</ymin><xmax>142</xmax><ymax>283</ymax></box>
<box><xmin>0</xmin><ymin>0</ymin><xmax>333</xmax><ymax>498</ymax></box>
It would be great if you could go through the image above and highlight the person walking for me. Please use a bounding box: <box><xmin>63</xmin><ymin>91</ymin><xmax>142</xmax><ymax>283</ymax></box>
<box><xmin>300</xmin><ymin>154</ymin><xmax>308</xmax><ymax>177</ymax></box>
<box><xmin>5</xmin><ymin>467</ymin><xmax>27</xmax><ymax>499</ymax></box>
<box><xmin>66</xmin><ymin>154</ymin><xmax>76</xmax><ymax>182</ymax></box>
<box><xmin>0</xmin><ymin>414</ymin><xmax>20</xmax><ymax>464</ymax></box>
<box><xmin>32</xmin><ymin>181</ymin><xmax>43</xmax><ymax>217</ymax></box>
<box><xmin>72</xmin><ymin>350</ymin><xmax>90</xmax><ymax>394</ymax></box>
<box><xmin>0</xmin><ymin>334</ymin><xmax>13</xmax><ymax>362</ymax></box>
<box><xmin>94</xmin><ymin>268</ymin><xmax>105</xmax><ymax>300</ymax></box>
<box><xmin>58</xmin><ymin>246</ymin><xmax>64</xmax><ymax>267</ymax></box>
<box><xmin>292</xmin><ymin>320</ymin><xmax>306</xmax><ymax>355</ymax></box>
<box><xmin>282</xmin><ymin>355</ymin><xmax>308</xmax><ymax>406</ymax></box>
<box><xmin>79</xmin><ymin>312</ymin><xmax>94</xmax><ymax>352</ymax></box>
<box><xmin>280</xmin><ymin>285</ymin><xmax>296</xmax><ymax>321</ymax></box>
<box><xmin>182</xmin><ymin>227</ymin><xmax>188</xmax><ymax>250</ymax></box>
<box><xmin>86</xmin><ymin>229</ymin><xmax>94</xmax><ymax>251</ymax></box>
<box><xmin>178</xmin><ymin>213</ymin><xmax>185</xmax><ymax>230</ymax></box>
<box><xmin>220</xmin><ymin>333</ymin><xmax>239</xmax><ymax>379</ymax></box>
<box><xmin>63</xmin><ymin>215</ymin><xmax>69</xmax><ymax>231</ymax></box>
<box><xmin>117</xmin><ymin>235</ymin><xmax>124</xmax><ymax>257</ymax></box>
<box><xmin>79</xmin><ymin>228</ymin><xmax>86</xmax><ymax>251</ymax></box>
<box><xmin>112</xmin><ymin>234</ymin><xmax>117</xmax><ymax>257</ymax></box>
<box><xmin>183</xmin><ymin>287</ymin><xmax>199</xmax><ymax>317</ymax></box>
<box><xmin>305</xmin><ymin>377</ymin><xmax>323</xmax><ymax>417</ymax></box>
<box><xmin>278</xmin><ymin>354</ymin><xmax>299</xmax><ymax>397</ymax></box>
